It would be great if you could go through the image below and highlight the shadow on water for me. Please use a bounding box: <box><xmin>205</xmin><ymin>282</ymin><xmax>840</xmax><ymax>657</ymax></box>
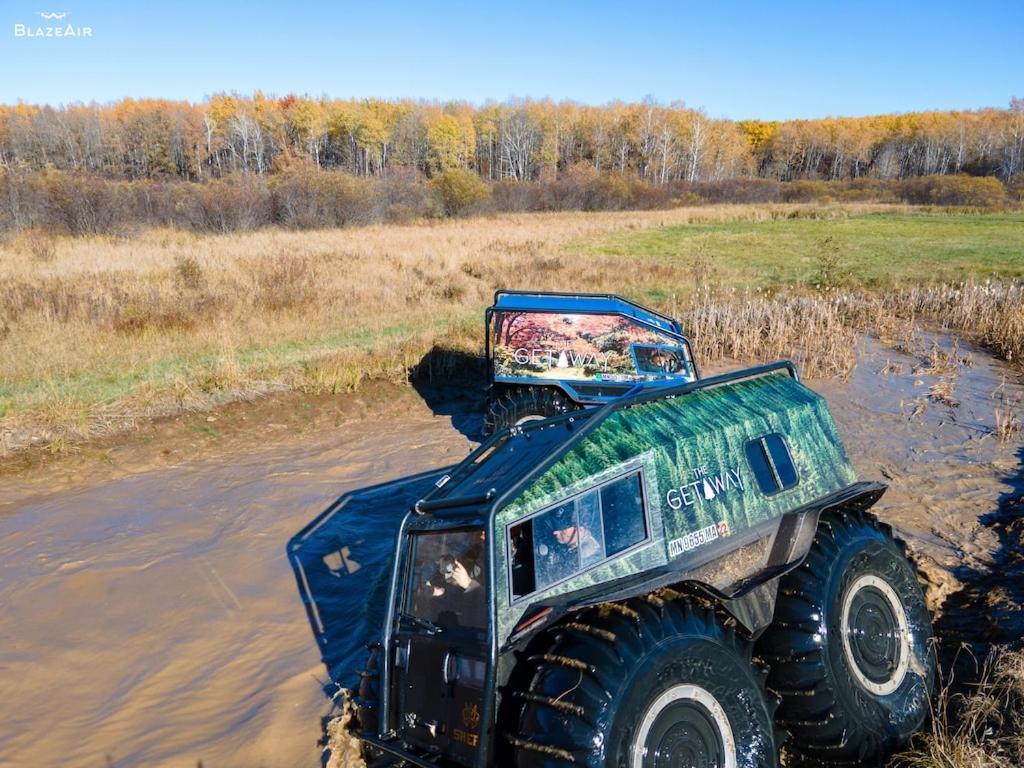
<box><xmin>286</xmin><ymin>467</ymin><xmax>452</xmax><ymax>695</ymax></box>
<box><xmin>286</xmin><ymin>346</ymin><xmax>486</xmax><ymax>763</ymax></box>
<box><xmin>408</xmin><ymin>346</ymin><xmax>487</xmax><ymax>441</ymax></box>
<box><xmin>934</xmin><ymin>440</ymin><xmax>1024</xmax><ymax>675</ymax></box>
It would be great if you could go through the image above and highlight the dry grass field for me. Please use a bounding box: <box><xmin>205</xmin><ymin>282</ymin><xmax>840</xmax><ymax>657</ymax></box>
<box><xmin>899</xmin><ymin>649</ymin><xmax>1024</xmax><ymax>768</ymax></box>
<box><xmin>1</xmin><ymin>203</ymin><xmax>1022</xmax><ymax>454</ymax></box>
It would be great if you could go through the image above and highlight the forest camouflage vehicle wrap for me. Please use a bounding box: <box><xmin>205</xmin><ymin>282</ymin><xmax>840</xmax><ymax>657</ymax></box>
<box><xmin>293</xmin><ymin>361</ymin><xmax>935</xmax><ymax>768</ymax></box>
<box><xmin>490</xmin><ymin>363</ymin><xmax>856</xmax><ymax>642</ymax></box>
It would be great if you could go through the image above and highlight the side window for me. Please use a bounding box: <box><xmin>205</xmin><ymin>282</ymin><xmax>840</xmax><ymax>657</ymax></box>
<box><xmin>508</xmin><ymin>472</ymin><xmax>648</xmax><ymax>600</ymax></box>
<box><xmin>600</xmin><ymin>472</ymin><xmax>647</xmax><ymax>555</ymax></box>
<box><xmin>509</xmin><ymin>520</ymin><xmax>535</xmax><ymax>598</ymax></box>
<box><xmin>534</xmin><ymin>500</ymin><xmax>581</xmax><ymax>590</ymax></box>
<box><xmin>631</xmin><ymin>344</ymin><xmax>691</xmax><ymax>378</ymax></box>
<box><xmin>745</xmin><ymin>434</ymin><xmax>798</xmax><ymax>495</ymax></box>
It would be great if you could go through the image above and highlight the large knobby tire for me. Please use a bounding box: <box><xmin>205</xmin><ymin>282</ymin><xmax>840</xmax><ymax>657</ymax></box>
<box><xmin>503</xmin><ymin>597</ymin><xmax>780</xmax><ymax>768</ymax></box>
<box><xmin>484</xmin><ymin>387</ymin><xmax>575</xmax><ymax>435</ymax></box>
<box><xmin>757</xmin><ymin>511</ymin><xmax>935</xmax><ymax>766</ymax></box>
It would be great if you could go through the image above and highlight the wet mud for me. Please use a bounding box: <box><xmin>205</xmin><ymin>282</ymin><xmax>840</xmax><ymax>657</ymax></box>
<box><xmin>817</xmin><ymin>333</ymin><xmax>1024</xmax><ymax>640</ymax></box>
<box><xmin>0</xmin><ymin>332</ymin><xmax>1021</xmax><ymax>767</ymax></box>
<box><xmin>0</xmin><ymin>394</ymin><xmax>474</xmax><ymax>768</ymax></box>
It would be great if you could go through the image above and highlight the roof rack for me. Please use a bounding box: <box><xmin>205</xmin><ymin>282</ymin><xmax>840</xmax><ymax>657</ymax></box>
<box><xmin>607</xmin><ymin>359</ymin><xmax>799</xmax><ymax>410</ymax></box>
<box><xmin>492</xmin><ymin>289</ymin><xmax>681</xmax><ymax>333</ymax></box>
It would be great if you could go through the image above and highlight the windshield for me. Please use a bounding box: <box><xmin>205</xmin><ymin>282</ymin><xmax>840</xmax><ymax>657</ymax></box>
<box><xmin>490</xmin><ymin>310</ymin><xmax>695</xmax><ymax>384</ymax></box>
<box><xmin>405</xmin><ymin>529</ymin><xmax>486</xmax><ymax>632</ymax></box>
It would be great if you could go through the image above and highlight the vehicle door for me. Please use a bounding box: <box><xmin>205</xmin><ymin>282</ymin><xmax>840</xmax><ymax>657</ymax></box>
<box><xmin>392</xmin><ymin>528</ymin><xmax>488</xmax><ymax>765</ymax></box>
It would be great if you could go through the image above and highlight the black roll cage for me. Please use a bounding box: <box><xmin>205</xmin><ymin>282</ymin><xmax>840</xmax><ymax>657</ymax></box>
<box><xmin>493</xmin><ymin>289</ymin><xmax>682</xmax><ymax>332</ymax></box>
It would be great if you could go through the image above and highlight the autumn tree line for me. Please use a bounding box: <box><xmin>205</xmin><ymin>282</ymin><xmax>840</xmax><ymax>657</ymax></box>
<box><xmin>1</xmin><ymin>95</ymin><xmax>1021</xmax><ymax>233</ymax></box>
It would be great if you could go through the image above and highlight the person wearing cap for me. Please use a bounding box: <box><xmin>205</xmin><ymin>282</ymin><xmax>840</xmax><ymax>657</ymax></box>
<box><xmin>553</xmin><ymin>517</ymin><xmax>601</xmax><ymax>564</ymax></box>
<box><xmin>537</xmin><ymin>502</ymin><xmax>602</xmax><ymax>585</ymax></box>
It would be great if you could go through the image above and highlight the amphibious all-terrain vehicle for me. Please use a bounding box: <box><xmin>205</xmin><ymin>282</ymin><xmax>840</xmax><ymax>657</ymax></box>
<box><xmin>291</xmin><ymin>361</ymin><xmax>935</xmax><ymax>768</ymax></box>
<box><xmin>484</xmin><ymin>290</ymin><xmax>699</xmax><ymax>433</ymax></box>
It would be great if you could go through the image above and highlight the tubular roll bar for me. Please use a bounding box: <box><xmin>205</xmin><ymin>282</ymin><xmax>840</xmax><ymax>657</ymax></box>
<box><xmin>378</xmin><ymin>510</ymin><xmax>412</xmax><ymax>741</ymax></box>
<box><xmin>485</xmin><ymin>359</ymin><xmax>802</xmax><ymax>516</ymax></box>
<box><xmin>415</xmin><ymin>359</ymin><xmax>799</xmax><ymax>516</ymax></box>
<box><xmin>414</xmin><ymin>488</ymin><xmax>496</xmax><ymax>514</ymax></box>
<box><xmin>492</xmin><ymin>288</ymin><xmax>681</xmax><ymax>331</ymax></box>
<box><xmin>610</xmin><ymin>359</ymin><xmax>799</xmax><ymax>409</ymax></box>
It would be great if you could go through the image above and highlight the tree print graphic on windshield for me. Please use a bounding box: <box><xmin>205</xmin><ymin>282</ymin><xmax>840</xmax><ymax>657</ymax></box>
<box><xmin>491</xmin><ymin>310</ymin><xmax>696</xmax><ymax>384</ymax></box>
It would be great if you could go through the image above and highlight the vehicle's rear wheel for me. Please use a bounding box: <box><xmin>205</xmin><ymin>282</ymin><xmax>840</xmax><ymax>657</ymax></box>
<box><xmin>757</xmin><ymin>511</ymin><xmax>935</xmax><ymax>766</ymax></box>
<box><xmin>502</xmin><ymin>596</ymin><xmax>780</xmax><ymax>768</ymax></box>
<box><xmin>484</xmin><ymin>387</ymin><xmax>575</xmax><ymax>435</ymax></box>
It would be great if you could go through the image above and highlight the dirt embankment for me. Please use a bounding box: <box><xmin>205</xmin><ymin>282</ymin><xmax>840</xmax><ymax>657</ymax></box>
<box><xmin>0</xmin><ymin>332</ymin><xmax>1021</xmax><ymax>768</ymax></box>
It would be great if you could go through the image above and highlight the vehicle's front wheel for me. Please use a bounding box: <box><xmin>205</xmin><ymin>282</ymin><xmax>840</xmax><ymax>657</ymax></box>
<box><xmin>484</xmin><ymin>387</ymin><xmax>575</xmax><ymax>435</ymax></box>
<box><xmin>503</xmin><ymin>597</ymin><xmax>780</xmax><ymax>768</ymax></box>
<box><xmin>352</xmin><ymin>643</ymin><xmax>383</xmax><ymax>761</ymax></box>
<box><xmin>757</xmin><ymin>511</ymin><xmax>935</xmax><ymax>766</ymax></box>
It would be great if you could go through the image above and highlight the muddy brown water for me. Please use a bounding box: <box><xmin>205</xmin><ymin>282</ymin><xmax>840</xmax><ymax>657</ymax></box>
<box><xmin>0</xmin><ymin>334</ymin><xmax>1021</xmax><ymax>768</ymax></box>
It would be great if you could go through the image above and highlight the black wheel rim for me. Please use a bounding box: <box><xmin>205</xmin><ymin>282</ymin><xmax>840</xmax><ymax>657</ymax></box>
<box><xmin>846</xmin><ymin>584</ymin><xmax>902</xmax><ymax>685</ymax></box>
<box><xmin>641</xmin><ymin>699</ymin><xmax>726</xmax><ymax>768</ymax></box>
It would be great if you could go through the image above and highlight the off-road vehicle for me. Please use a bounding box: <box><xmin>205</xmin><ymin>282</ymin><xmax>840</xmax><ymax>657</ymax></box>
<box><xmin>484</xmin><ymin>290</ymin><xmax>699</xmax><ymax>433</ymax></box>
<box><xmin>290</xmin><ymin>361</ymin><xmax>935</xmax><ymax>768</ymax></box>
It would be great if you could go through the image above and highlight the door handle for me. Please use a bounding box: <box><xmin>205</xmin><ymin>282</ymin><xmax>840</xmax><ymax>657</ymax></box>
<box><xmin>395</xmin><ymin>640</ymin><xmax>410</xmax><ymax>671</ymax></box>
<box><xmin>442</xmin><ymin>650</ymin><xmax>458</xmax><ymax>684</ymax></box>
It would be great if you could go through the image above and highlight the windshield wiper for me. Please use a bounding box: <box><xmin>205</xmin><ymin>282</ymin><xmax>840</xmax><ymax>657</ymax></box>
<box><xmin>399</xmin><ymin>613</ymin><xmax>445</xmax><ymax>635</ymax></box>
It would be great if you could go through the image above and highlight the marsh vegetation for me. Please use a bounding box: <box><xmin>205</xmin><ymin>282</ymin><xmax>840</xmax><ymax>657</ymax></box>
<box><xmin>2</xmin><ymin>204</ymin><xmax>1023</xmax><ymax>454</ymax></box>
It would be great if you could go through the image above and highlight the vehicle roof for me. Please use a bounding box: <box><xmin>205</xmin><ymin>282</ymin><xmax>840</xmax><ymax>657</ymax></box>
<box><xmin>415</xmin><ymin>362</ymin><xmax>801</xmax><ymax>519</ymax></box>
<box><xmin>416</xmin><ymin>413</ymin><xmax>589</xmax><ymax>518</ymax></box>
<box><xmin>491</xmin><ymin>290</ymin><xmax>681</xmax><ymax>334</ymax></box>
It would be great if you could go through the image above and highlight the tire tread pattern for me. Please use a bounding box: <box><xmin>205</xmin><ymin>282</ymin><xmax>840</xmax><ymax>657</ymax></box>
<box><xmin>503</xmin><ymin>595</ymin><xmax>779</xmax><ymax>768</ymax></box>
<box><xmin>484</xmin><ymin>387</ymin><xmax>575</xmax><ymax>434</ymax></box>
<box><xmin>757</xmin><ymin>510</ymin><xmax>935</xmax><ymax>767</ymax></box>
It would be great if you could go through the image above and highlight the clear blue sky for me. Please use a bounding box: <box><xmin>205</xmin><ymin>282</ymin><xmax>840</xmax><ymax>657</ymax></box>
<box><xmin>1</xmin><ymin>0</ymin><xmax>1020</xmax><ymax>119</ymax></box>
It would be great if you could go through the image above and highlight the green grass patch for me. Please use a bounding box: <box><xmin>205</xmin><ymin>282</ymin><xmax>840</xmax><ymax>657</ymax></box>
<box><xmin>0</xmin><ymin>311</ymin><xmax>474</xmax><ymax>418</ymax></box>
<box><xmin>572</xmin><ymin>212</ymin><xmax>1024</xmax><ymax>291</ymax></box>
